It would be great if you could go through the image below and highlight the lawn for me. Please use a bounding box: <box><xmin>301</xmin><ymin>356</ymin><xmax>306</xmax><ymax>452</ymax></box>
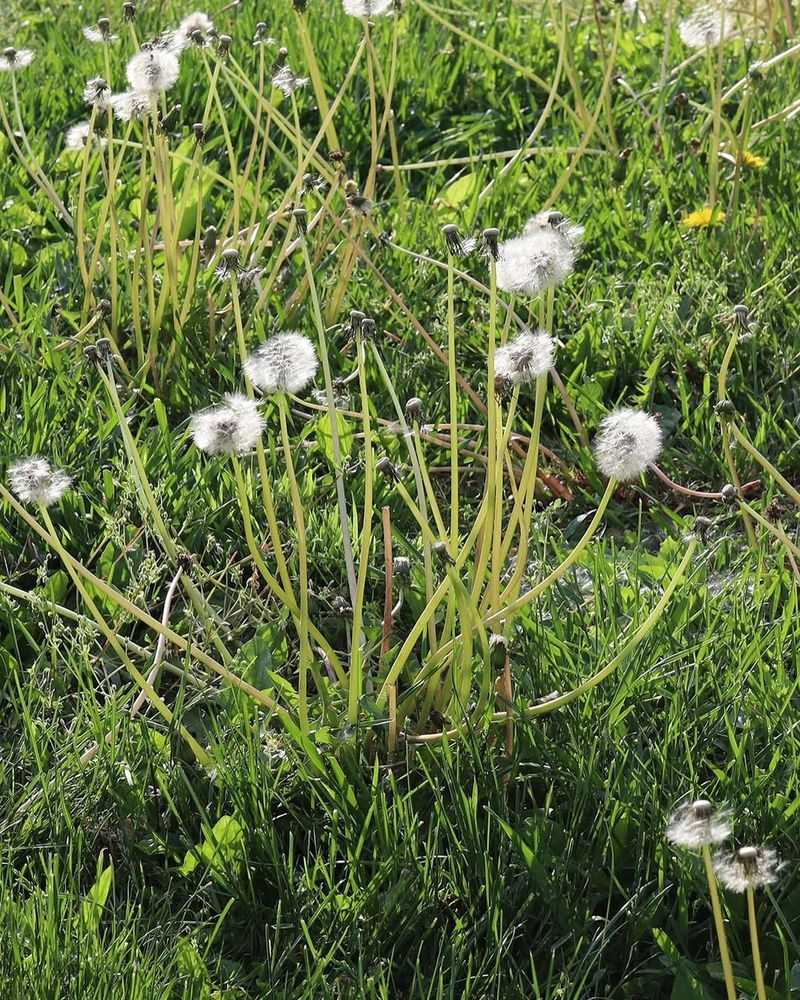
<box><xmin>1</xmin><ymin>0</ymin><xmax>800</xmax><ymax>997</ymax></box>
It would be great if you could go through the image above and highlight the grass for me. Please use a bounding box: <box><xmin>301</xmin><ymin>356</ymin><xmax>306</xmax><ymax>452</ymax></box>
<box><xmin>1</xmin><ymin>0</ymin><xmax>800</xmax><ymax>996</ymax></box>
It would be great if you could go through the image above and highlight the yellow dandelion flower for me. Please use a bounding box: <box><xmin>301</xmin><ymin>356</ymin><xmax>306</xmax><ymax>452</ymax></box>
<box><xmin>682</xmin><ymin>206</ymin><xmax>726</xmax><ymax>229</ymax></box>
<box><xmin>739</xmin><ymin>149</ymin><xmax>766</xmax><ymax>169</ymax></box>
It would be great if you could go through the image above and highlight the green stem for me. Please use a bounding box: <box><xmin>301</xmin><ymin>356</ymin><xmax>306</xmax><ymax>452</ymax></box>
<box><xmin>730</xmin><ymin>423</ymin><xmax>800</xmax><ymax>508</ymax></box>
<box><xmin>747</xmin><ymin>886</ymin><xmax>768</xmax><ymax>1000</ymax></box>
<box><xmin>702</xmin><ymin>845</ymin><xmax>738</xmax><ymax>1000</ymax></box>
<box><xmin>446</xmin><ymin>250</ymin><xmax>459</xmax><ymax>549</ymax></box>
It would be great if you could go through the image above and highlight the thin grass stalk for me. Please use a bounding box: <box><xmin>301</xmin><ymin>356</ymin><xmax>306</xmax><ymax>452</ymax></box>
<box><xmin>718</xmin><ymin>330</ymin><xmax>757</xmax><ymax>545</ymax></box>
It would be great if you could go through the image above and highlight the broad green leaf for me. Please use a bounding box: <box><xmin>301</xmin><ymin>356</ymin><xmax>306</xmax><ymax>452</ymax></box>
<box><xmin>179</xmin><ymin>815</ymin><xmax>245</xmax><ymax>876</ymax></box>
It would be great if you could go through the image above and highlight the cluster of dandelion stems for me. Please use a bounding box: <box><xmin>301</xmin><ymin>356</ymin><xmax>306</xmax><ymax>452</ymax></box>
<box><xmin>5</xmin><ymin>3</ymin><xmax>800</xmax><ymax>768</ymax></box>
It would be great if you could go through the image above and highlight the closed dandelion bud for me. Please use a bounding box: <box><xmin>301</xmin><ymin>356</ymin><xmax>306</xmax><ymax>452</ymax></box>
<box><xmin>592</xmin><ymin>408</ymin><xmax>663</xmax><ymax>482</ymax></box>
<box><xmin>217</xmin><ymin>33</ymin><xmax>232</xmax><ymax>56</ymax></box>
<box><xmin>482</xmin><ymin>227</ymin><xmax>500</xmax><ymax>260</ymax></box>
<box><xmin>97</xmin><ymin>298</ymin><xmax>112</xmax><ymax>317</ymax></box>
<box><xmin>192</xmin><ymin>122</ymin><xmax>206</xmax><ymax>144</ymax></box>
<box><xmin>203</xmin><ymin>225</ymin><xmax>218</xmax><ymax>255</ymax></box>
<box><xmin>255</xmin><ymin>22</ymin><xmax>269</xmax><ymax>41</ymax></box>
<box><xmin>489</xmin><ymin>633</ymin><xmax>508</xmax><ymax>672</ymax></box>
<box><xmin>244</xmin><ymin>332</ymin><xmax>319</xmax><ymax>395</ymax></box>
<box><xmin>376</xmin><ymin>456</ymin><xmax>399</xmax><ymax>481</ymax></box>
<box><xmin>393</xmin><ymin>556</ymin><xmax>411</xmax><ymax>579</ymax></box>
<box><xmin>720</xmin><ymin>483</ymin><xmax>738</xmax><ymax>505</ymax></box>
<box><xmin>432</xmin><ymin>541</ymin><xmax>454</xmax><ymax>565</ymax></box>
<box><xmin>733</xmin><ymin>303</ymin><xmax>750</xmax><ymax>330</ymax></box>
<box><xmin>215</xmin><ymin>248</ymin><xmax>241</xmax><ymax>279</ymax></box>
<box><xmin>348</xmin><ymin>309</ymin><xmax>365</xmax><ymax>338</ymax></box>
<box><xmin>8</xmin><ymin>457</ymin><xmax>72</xmax><ymax>507</ymax></box>
<box><xmin>360</xmin><ymin>317</ymin><xmax>376</xmax><ymax>340</ymax></box>
<box><xmin>292</xmin><ymin>206</ymin><xmax>308</xmax><ymax>234</ymax></box>
<box><xmin>405</xmin><ymin>397</ymin><xmax>423</xmax><ymax>421</ymax></box>
<box><xmin>442</xmin><ymin>224</ymin><xmax>464</xmax><ymax>257</ymax></box>
<box><xmin>714</xmin><ymin>399</ymin><xmax>735</xmax><ymax>420</ymax></box>
<box><xmin>748</xmin><ymin>61</ymin><xmax>764</xmax><ymax>82</ymax></box>
<box><xmin>666</xmin><ymin>798</ymin><xmax>732</xmax><ymax>850</ymax></box>
<box><xmin>122</xmin><ymin>2</ymin><xmax>136</xmax><ymax>22</ymax></box>
<box><xmin>714</xmin><ymin>845</ymin><xmax>781</xmax><ymax>893</ymax></box>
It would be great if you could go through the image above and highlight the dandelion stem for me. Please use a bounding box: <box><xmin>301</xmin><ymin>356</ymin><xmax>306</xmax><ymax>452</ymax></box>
<box><xmin>702</xmin><ymin>845</ymin><xmax>738</xmax><ymax>1000</ymax></box>
<box><xmin>730</xmin><ymin>423</ymin><xmax>800</xmax><ymax>508</ymax></box>
<box><xmin>446</xmin><ymin>249</ymin><xmax>460</xmax><ymax>551</ymax></box>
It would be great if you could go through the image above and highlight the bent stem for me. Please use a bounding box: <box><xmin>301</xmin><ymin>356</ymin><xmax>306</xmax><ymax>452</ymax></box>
<box><xmin>702</xmin><ymin>845</ymin><xmax>738</xmax><ymax>1000</ymax></box>
<box><xmin>730</xmin><ymin>422</ymin><xmax>800</xmax><ymax>508</ymax></box>
<box><xmin>747</xmin><ymin>886</ymin><xmax>768</xmax><ymax>1000</ymax></box>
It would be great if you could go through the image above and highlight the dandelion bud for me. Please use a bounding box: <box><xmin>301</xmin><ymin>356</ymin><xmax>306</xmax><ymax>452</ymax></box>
<box><xmin>360</xmin><ymin>317</ymin><xmax>376</xmax><ymax>340</ymax></box>
<box><xmin>441</xmin><ymin>224</ymin><xmax>464</xmax><ymax>257</ymax></box>
<box><xmin>733</xmin><ymin>303</ymin><xmax>750</xmax><ymax>329</ymax></box>
<box><xmin>0</xmin><ymin>47</ymin><xmax>34</xmax><ymax>72</ymax></box>
<box><xmin>122</xmin><ymin>2</ymin><xmax>136</xmax><ymax>22</ymax></box>
<box><xmin>713</xmin><ymin>845</ymin><xmax>781</xmax><ymax>893</ymax></box>
<box><xmin>244</xmin><ymin>332</ymin><xmax>319</xmax><ymax>395</ymax></box>
<box><xmin>192</xmin><ymin>122</ymin><xmax>206</xmax><ymax>144</ymax></box>
<box><xmin>292</xmin><ymin>206</ymin><xmax>308</xmax><ymax>234</ymax></box>
<box><xmin>495</xmin><ymin>329</ymin><xmax>555</xmax><ymax>385</ymax></box>
<box><xmin>376</xmin><ymin>456</ymin><xmax>399</xmax><ymax>481</ymax></box>
<box><xmin>97</xmin><ymin>299</ymin><xmax>112</xmax><ymax>317</ymax></box>
<box><xmin>666</xmin><ymin>798</ymin><xmax>731</xmax><ymax>850</ymax></box>
<box><xmin>215</xmin><ymin>248</ymin><xmax>241</xmax><ymax>279</ymax></box>
<box><xmin>720</xmin><ymin>483</ymin><xmax>738</xmax><ymax>506</ymax></box>
<box><xmin>8</xmin><ymin>457</ymin><xmax>72</xmax><ymax>507</ymax></box>
<box><xmin>217</xmin><ymin>33</ymin><xmax>232</xmax><ymax>56</ymax></box>
<box><xmin>255</xmin><ymin>22</ymin><xmax>269</xmax><ymax>40</ymax></box>
<box><xmin>482</xmin><ymin>227</ymin><xmax>500</xmax><ymax>260</ymax></box>
<box><xmin>203</xmin><ymin>225</ymin><xmax>218</xmax><ymax>255</ymax></box>
<box><xmin>489</xmin><ymin>633</ymin><xmax>508</xmax><ymax>671</ymax></box>
<box><xmin>405</xmin><ymin>397</ymin><xmax>423</xmax><ymax>421</ymax></box>
<box><xmin>714</xmin><ymin>399</ymin><xmax>735</xmax><ymax>420</ymax></box>
<box><xmin>432</xmin><ymin>541</ymin><xmax>454</xmax><ymax>565</ymax></box>
<box><xmin>392</xmin><ymin>556</ymin><xmax>411</xmax><ymax>578</ymax></box>
<box><xmin>190</xmin><ymin>393</ymin><xmax>265</xmax><ymax>455</ymax></box>
<box><xmin>592</xmin><ymin>408</ymin><xmax>663</xmax><ymax>482</ymax></box>
<box><xmin>348</xmin><ymin>310</ymin><xmax>365</xmax><ymax>338</ymax></box>
<box><xmin>748</xmin><ymin>61</ymin><xmax>764</xmax><ymax>82</ymax></box>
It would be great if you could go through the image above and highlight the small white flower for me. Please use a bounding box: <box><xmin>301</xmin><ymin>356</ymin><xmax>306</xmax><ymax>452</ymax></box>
<box><xmin>126</xmin><ymin>48</ymin><xmax>180</xmax><ymax>93</ymax></box>
<box><xmin>495</xmin><ymin>329</ymin><xmax>555</xmax><ymax>385</ymax></box>
<box><xmin>172</xmin><ymin>12</ymin><xmax>215</xmax><ymax>51</ymax></box>
<box><xmin>8</xmin><ymin>457</ymin><xmax>72</xmax><ymax>506</ymax></box>
<box><xmin>666</xmin><ymin>799</ymin><xmax>732</xmax><ymax>850</ymax></box>
<box><xmin>83</xmin><ymin>76</ymin><xmax>111</xmax><ymax>109</ymax></box>
<box><xmin>271</xmin><ymin>64</ymin><xmax>309</xmax><ymax>98</ymax></box>
<box><xmin>495</xmin><ymin>226</ymin><xmax>576</xmax><ymax>297</ymax></box>
<box><xmin>110</xmin><ymin>91</ymin><xmax>151</xmax><ymax>122</ymax></box>
<box><xmin>593</xmin><ymin>407</ymin><xmax>662</xmax><ymax>481</ymax></box>
<box><xmin>190</xmin><ymin>393</ymin><xmax>265</xmax><ymax>455</ymax></box>
<box><xmin>714</xmin><ymin>846</ymin><xmax>781</xmax><ymax>893</ymax></box>
<box><xmin>65</xmin><ymin>122</ymin><xmax>107</xmax><ymax>150</ymax></box>
<box><xmin>342</xmin><ymin>0</ymin><xmax>394</xmax><ymax>16</ymax></box>
<box><xmin>0</xmin><ymin>47</ymin><xmax>34</xmax><ymax>72</ymax></box>
<box><xmin>244</xmin><ymin>332</ymin><xmax>319</xmax><ymax>395</ymax></box>
<box><xmin>679</xmin><ymin>4</ymin><xmax>736</xmax><ymax>48</ymax></box>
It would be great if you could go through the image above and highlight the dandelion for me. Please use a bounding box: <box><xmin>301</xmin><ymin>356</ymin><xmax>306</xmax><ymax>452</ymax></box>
<box><xmin>667</xmin><ymin>799</ymin><xmax>732</xmax><ymax>849</ymax></box>
<box><xmin>593</xmin><ymin>408</ymin><xmax>662</xmax><ymax>481</ymax></box>
<box><xmin>214</xmin><ymin>248</ymin><xmax>242</xmax><ymax>280</ymax></box>
<box><xmin>495</xmin><ymin>329</ymin><xmax>555</xmax><ymax>385</ymax></box>
<box><xmin>65</xmin><ymin>122</ymin><xmax>107</xmax><ymax>150</ymax></box>
<box><xmin>524</xmin><ymin>210</ymin><xmax>585</xmax><ymax>250</ymax></box>
<box><xmin>271</xmin><ymin>64</ymin><xmax>309</xmax><ymax>98</ymax></box>
<box><xmin>126</xmin><ymin>48</ymin><xmax>180</xmax><ymax>94</ymax></box>
<box><xmin>682</xmin><ymin>206</ymin><xmax>726</xmax><ymax>228</ymax></box>
<box><xmin>495</xmin><ymin>225</ymin><xmax>576</xmax><ymax>297</ymax></box>
<box><xmin>110</xmin><ymin>91</ymin><xmax>151</xmax><ymax>122</ymax></box>
<box><xmin>83</xmin><ymin>19</ymin><xmax>119</xmax><ymax>44</ymax></box>
<box><xmin>8</xmin><ymin>457</ymin><xmax>72</xmax><ymax>507</ymax></box>
<box><xmin>190</xmin><ymin>393</ymin><xmax>265</xmax><ymax>455</ymax></box>
<box><xmin>714</xmin><ymin>845</ymin><xmax>781</xmax><ymax>893</ymax></box>
<box><xmin>679</xmin><ymin>3</ymin><xmax>737</xmax><ymax>48</ymax></box>
<box><xmin>173</xmin><ymin>12</ymin><xmax>215</xmax><ymax>51</ymax></box>
<box><xmin>740</xmin><ymin>149</ymin><xmax>766</xmax><ymax>169</ymax></box>
<box><xmin>342</xmin><ymin>0</ymin><xmax>394</xmax><ymax>17</ymax></box>
<box><xmin>245</xmin><ymin>332</ymin><xmax>319</xmax><ymax>395</ymax></box>
<box><xmin>0</xmin><ymin>47</ymin><xmax>34</xmax><ymax>72</ymax></box>
<box><xmin>83</xmin><ymin>76</ymin><xmax>111</xmax><ymax>109</ymax></box>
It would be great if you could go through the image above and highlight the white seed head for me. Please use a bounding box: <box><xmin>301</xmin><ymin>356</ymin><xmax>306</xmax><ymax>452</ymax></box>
<box><xmin>271</xmin><ymin>64</ymin><xmax>309</xmax><ymax>98</ymax></box>
<box><xmin>342</xmin><ymin>0</ymin><xmax>394</xmax><ymax>16</ymax></box>
<box><xmin>83</xmin><ymin>76</ymin><xmax>111</xmax><ymax>108</ymax></box>
<box><xmin>8</xmin><ymin>457</ymin><xmax>72</xmax><ymax>506</ymax></box>
<box><xmin>126</xmin><ymin>48</ymin><xmax>180</xmax><ymax>93</ymax></box>
<box><xmin>65</xmin><ymin>122</ymin><xmax>107</xmax><ymax>150</ymax></box>
<box><xmin>173</xmin><ymin>12</ymin><xmax>215</xmax><ymax>51</ymax></box>
<box><xmin>679</xmin><ymin>4</ymin><xmax>736</xmax><ymax>48</ymax></box>
<box><xmin>713</xmin><ymin>845</ymin><xmax>781</xmax><ymax>893</ymax></box>
<box><xmin>524</xmin><ymin>210</ymin><xmax>585</xmax><ymax>250</ymax></box>
<box><xmin>110</xmin><ymin>90</ymin><xmax>151</xmax><ymax>122</ymax></box>
<box><xmin>0</xmin><ymin>48</ymin><xmax>35</xmax><ymax>72</ymax></box>
<box><xmin>495</xmin><ymin>227</ymin><xmax>575</xmax><ymax>297</ymax></box>
<box><xmin>666</xmin><ymin>799</ymin><xmax>732</xmax><ymax>850</ymax></box>
<box><xmin>83</xmin><ymin>24</ymin><xmax>119</xmax><ymax>44</ymax></box>
<box><xmin>190</xmin><ymin>393</ymin><xmax>265</xmax><ymax>455</ymax></box>
<box><xmin>494</xmin><ymin>329</ymin><xmax>555</xmax><ymax>385</ymax></box>
<box><xmin>245</xmin><ymin>332</ymin><xmax>319</xmax><ymax>395</ymax></box>
<box><xmin>593</xmin><ymin>407</ymin><xmax>662</xmax><ymax>482</ymax></box>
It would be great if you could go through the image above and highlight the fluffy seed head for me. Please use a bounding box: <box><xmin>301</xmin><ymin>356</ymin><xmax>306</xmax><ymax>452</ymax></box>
<box><xmin>593</xmin><ymin>408</ymin><xmax>662</xmax><ymax>482</ymax></box>
<box><xmin>110</xmin><ymin>90</ymin><xmax>151</xmax><ymax>121</ymax></box>
<box><xmin>8</xmin><ymin>457</ymin><xmax>72</xmax><ymax>506</ymax></box>
<box><xmin>495</xmin><ymin>329</ymin><xmax>555</xmax><ymax>385</ymax></box>
<box><xmin>679</xmin><ymin>3</ymin><xmax>737</xmax><ymax>48</ymax></box>
<box><xmin>126</xmin><ymin>48</ymin><xmax>180</xmax><ymax>93</ymax></box>
<box><xmin>190</xmin><ymin>393</ymin><xmax>265</xmax><ymax>455</ymax></box>
<box><xmin>83</xmin><ymin>76</ymin><xmax>111</xmax><ymax>108</ymax></box>
<box><xmin>714</xmin><ymin>845</ymin><xmax>781</xmax><ymax>893</ymax></box>
<box><xmin>271</xmin><ymin>64</ymin><xmax>309</xmax><ymax>97</ymax></box>
<box><xmin>524</xmin><ymin>210</ymin><xmax>585</xmax><ymax>250</ymax></box>
<box><xmin>342</xmin><ymin>0</ymin><xmax>394</xmax><ymax>16</ymax></box>
<box><xmin>495</xmin><ymin>226</ymin><xmax>576</xmax><ymax>297</ymax></box>
<box><xmin>245</xmin><ymin>332</ymin><xmax>319</xmax><ymax>395</ymax></box>
<box><xmin>65</xmin><ymin>122</ymin><xmax>106</xmax><ymax>150</ymax></box>
<box><xmin>173</xmin><ymin>11</ymin><xmax>215</xmax><ymax>50</ymax></box>
<box><xmin>0</xmin><ymin>47</ymin><xmax>34</xmax><ymax>72</ymax></box>
<box><xmin>83</xmin><ymin>20</ymin><xmax>119</xmax><ymax>44</ymax></box>
<box><xmin>666</xmin><ymin>799</ymin><xmax>732</xmax><ymax>850</ymax></box>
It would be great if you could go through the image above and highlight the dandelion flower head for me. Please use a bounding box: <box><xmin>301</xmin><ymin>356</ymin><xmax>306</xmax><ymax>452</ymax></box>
<box><xmin>245</xmin><ymin>332</ymin><xmax>319</xmax><ymax>395</ymax></box>
<box><xmin>714</xmin><ymin>845</ymin><xmax>781</xmax><ymax>893</ymax></box>
<box><xmin>110</xmin><ymin>91</ymin><xmax>151</xmax><ymax>122</ymax></box>
<box><xmin>126</xmin><ymin>47</ymin><xmax>180</xmax><ymax>93</ymax></box>
<box><xmin>679</xmin><ymin>3</ymin><xmax>737</xmax><ymax>48</ymax></box>
<box><xmin>666</xmin><ymin>799</ymin><xmax>732</xmax><ymax>850</ymax></box>
<box><xmin>0</xmin><ymin>47</ymin><xmax>34</xmax><ymax>72</ymax></box>
<box><xmin>342</xmin><ymin>0</ymin><xmax>394</xmax><ymax>17</ymax></box>
<box><xmin>495</xmin><ymin>329</ymin><xmax>555</xmax><ymax>385</ymax></box>
<box><xmin>65</xmin><ymin>122</ymin><xmax>107</xmax><ymax>150</ymax></box>
<box><xmin>8</xmin><ymin>457</ymin><xmax>72</xmax><ymax>506</ymax></box>
<box><xmin>83</xmin><ymin>19</ymin><xmax>119</xmax><ymax>44</ymax></box>
<box><xmin>593</xmin><ymin>407</ymin><xmax>662</xmax><ymax>481</ymax></box>
<box><xmin>495</xmin><ymin>225</ymin><xmax>576</xmax><ymax>297</ymax></box>
<box><xmin>83</xmin><ymin>76</ymin><xmax>111</xmax><ymax>108</ymax></box>
<box><xmin>173</xmin><ymin>11</ymin><xmax>215</xmax><ymax>50</ymax></box>
<box><xmin>682</xmin><ymin>206</ymin><xmax>725</xmax><ymax>229</ymax></box>
<box><xmin>271</xmin><ymin>63</ymin><xmax>309</xmax><ymax>98</ymax></box>
<box><xmin>190</xmin><ymin>393</ymin><xmax>265</xmax><ymax>455</ymax></box>
<box><xmin>524</xmin><ymin>210</ymin><xmax>585</xmax><ymax>250</ymax></box>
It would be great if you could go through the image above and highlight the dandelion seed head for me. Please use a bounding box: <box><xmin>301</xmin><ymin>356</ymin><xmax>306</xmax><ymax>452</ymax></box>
<box><xmin>666</xmin><ymin>799</ymin><xmax>732</xmax><ymax>850</ymax></box>
<box><xmin>271</xmin><ymin>64</ymin><xmax>309</xmax><ymax>98</ymax></box>
<box><xmin>83</xmin><ymin>76</ymin><xmax>111</xmax><ymax>108</ymax></box>
<box><xmin>524</xmin><ymin>210</ymin><xmax>585</xmax><ymax>250</ymax></box>
<box><xmin>190</xmin><ymin>393</ymin><xmax>265</xmax><ymax>455</ymax></box>
<box><xmin>342</xmin><ymin>0</ymin><xmax>394</xmax><ymax>17</ymax></box>
<box><xmin>65</xmin><ymin>122</ymin><xmax>107</xmax><ymax>150</ymax></box>
<box><xmin>714</xmin><ymin>845</ymin><xmax>781</xmax><ymax>892</ymax></box>
<box><xmin>8</xmin><ymin>457</ymin><xmax>72</xmax><ymax>506</ymax></box>
<box><xmin>593</xmin><ymin>407</ymin><xmax>662</xmax><ymax>481</ymax></box>
<box><xmin>173</xmin><ymin>11</ymin><xmax>215</xmax><ymax>50</ymax></box>
<box><xmin>0</xmin><ymin>47</ymin><xmax>34</xmax><ymax>72</ymax></box>
<box><xmin>83</xmin><ymin>19</ymin><xmax>119</xmax><ymax>44</ymax></box>
<box><xmin>495</xmin><ymin>227</ymin><xmax>575</xmax><ymax>297</ymax></box>
<box><xmin>245</xmin><ymin>332</ymin><xmax>319</xmax><ymax>395</ymax></box>
<box><xmin>679</xmin><ymin>4</ymin><xmax>736</xmax><ymax>48</ymax></box>
<box><xmin>494</xmin><ymin>329</ymin><xmax>555</xmax><ymax>385</ymax></box>
<box><xmin>110</xmin><ymin>90</ymin><xmax>151</xmax><ymax>121</ymax></box>
<box><xmin>126</xmin><ymin>47</ymin><xmax>180</xmax><ymax>93</ymax></box>
<box><xmin>214</xmin><ymin>248</ymin><xmax>242</xmax><ymax>280</ymax></box>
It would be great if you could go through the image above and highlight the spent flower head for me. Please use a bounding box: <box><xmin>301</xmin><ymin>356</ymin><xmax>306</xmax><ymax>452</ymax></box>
<box><xmin>666</xmin><ymin>799</ymin><xmax>732</xmax><ymax>850</ymax></box>
<box><xmin>173</xmin><ymin>11</ymin><xmax>215</xmax><ymax>50</ymax></box>
<box><xmin>190</xmin><ymin>393</ymin><xmax>264</xmax><ymax>455</ymax></box>
<box><xmin>126</xmin><ymin>48</ymin><xmax>180</xmax><ymax>93</ymax></box>
<box><xmin>524</xmin><ymin>210</ymin><xmax>585</xmax><ymax>249</ymax></box>
<box><xmin>244</xmin><ymin>332</ymin><xmax>319</xmax><ymax>395</ymax></box>
<box><xmin>593</xmin><ymin>407</ymin><xmax>663</xmax><ymax>481</ymax></box>
<box><xmin>83</xmin><ymin>76</ymin><xmax>111</xmax><ymax>108</ymax></box>
<box><xmin>65</xmin><ymin>122</ymin><xmax>107</xmax><ymax>150</ymax></box>
<box><xmin>495</xmin><ymin>329</ymin><xmax>555</xmax><ymax>385</ymax></box>
<box><xmin>679</xmin><ymin>3</ymin><xmax>737</xmax><ymax>48</ymax></box>
<box><xmin>271</xmin><ymin>63</ymin><xmax>309</xmax><ymax>98</ymax></box>
<box><xmin>495</xmin><ymin>225</ymin><xmax>576</xmax><ymax>297</ymax></box>
<box><xmin>714</xmin><ymin>845</ymin><xmax>781</xmax><ymax>893</ymax></box>
<box><xmin>83</xmin><ymin>19</ymin><xmax>119</xmax><ymax>44</ymax></box>
<box><xmin>0</xmin><ymin>47</ymin><xmax>34</xmax><ymax>72</ymax></box>
<box><xmin>110</xmin><ymin>91</ymin><xmax>151</xmax><ymax>122</ymax></box>
<box><xmin>8</xmin><ymin>457</ymin><xmax>72</xmax><ymax>507</ymax></box>
<box><xmin>342</xmin><ymin>0</ymin><xmax>394</xmax><ymax>16</ymax></box>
